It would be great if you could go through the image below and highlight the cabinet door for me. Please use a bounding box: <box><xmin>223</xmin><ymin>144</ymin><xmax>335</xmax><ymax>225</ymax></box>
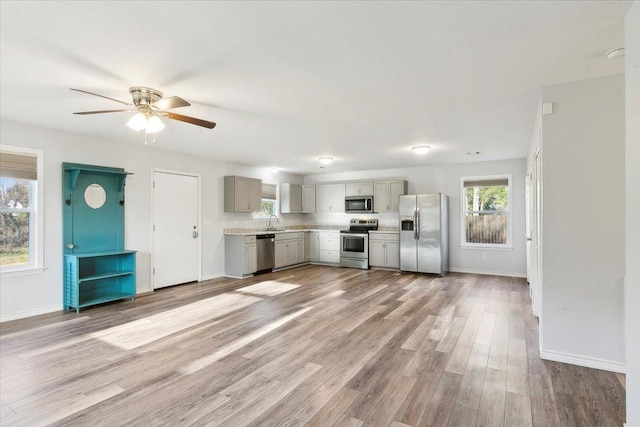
<box><xmin>316</xmin><ymin>185</ymin><xmax>332</xmax><ymax>213</ymax></box>
<box><xmin>285</xmin><ymin>240</ymin><xmax>298</xmax><ymax>266</ymax></box>
<box><xmin>346</xmin><ymin>182</ymin><xmax>374</xmax><ymax>196</ymax></box>
<box><xmin>309</xmin><ymin>232</ymin><xmax>320</xmax><ymax>260</ymax></box>
<box><xmin>297</xmin><ymin>238</ymin><xmax>304</xmax><ymax>263</ymax></box>
<box><xmin>245</xmin><ymin>243</ymin><xmax>257</xmax><ymax>273</ymax></box>
<box><xmin>235</xmin><ymin>176</ymin><xmax>250</xmax><ymax>211</ymax></box>
<box><xmin>385</xmin><ymin>241</ymin><xmax>400</xmax><ymax>268</ymax></box>
<box><xmin>275</xmin><ymin>240</ymin><xmax>287</xmax><ymax>268</ymax></box>
<box><xmin>302</xmin><ymin>185</ymin><xmax>316</xmax><ymax>213</ymax></box>
<box><xmin>248</xmin><ymin>178</ymin><xmax>262</xmax><ymax>212</ymax></box>
<box><xmin>369</xmin><ymin>239</ymin><xmax>386</xmax><ymax>267</ymax></box>
<box><xmin>374</xmin><ymin>181</ymin><xmax>390</xmax><ymax>213</ymax></box>
<box><xmin>388</xmin><ymin>181</ymin><xmax>406</xmax><ymax>212</ymax></box>
<box><xmin>281</xmin><ymin>183</ymin><xmax>302</xmax><ymax>213</ymax></box>
<box><xmin>331</xmin><ymin>184</ymin><xmax>346</xmax><ymax>212</ymax></box>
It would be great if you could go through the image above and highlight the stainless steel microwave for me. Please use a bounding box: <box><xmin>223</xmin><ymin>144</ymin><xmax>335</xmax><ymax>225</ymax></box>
<box><xmin>345</xmin><ymin>196</ymin><xmax>374</xmax><ymax>213</ymax></box>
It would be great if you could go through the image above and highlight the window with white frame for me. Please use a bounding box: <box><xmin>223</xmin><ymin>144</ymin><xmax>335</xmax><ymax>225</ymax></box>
<box><xmin>461</xmin><ymin>175</ymin><xmax>511</xmax><ymax>247</ymax></box>
<box><xmin>253</xmin><ymin>183</ymin><xmax>278</xmax><ymax>219</ymax></box>
<box><xmin>0</xmin><ymin>146</ymin><xmax>44</xmax><ymax>272</ymax></box>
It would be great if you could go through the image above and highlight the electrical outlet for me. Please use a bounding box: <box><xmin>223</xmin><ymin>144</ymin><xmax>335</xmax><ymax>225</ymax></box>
<box><xmin>482</xmin><ymin>252</ymin><xmax>488</xmax><ymax>260</ymax></box>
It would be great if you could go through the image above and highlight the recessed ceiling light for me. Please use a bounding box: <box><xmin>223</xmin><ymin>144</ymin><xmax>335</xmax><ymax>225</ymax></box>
<box><xmin>318</xmin><ymin>156</ymin><xmax>333</xmax><ymax>165</ymax></box>
<box><xmin>411</xmin><ymin>145</ymin><xmax>430</xmax><ymax>155</ymax></box>
<box><xmin>606</xmin><ymin>47</ymin><xmax>625</xmax><ymax>60</ymax></box>
<box><xmin>268</xmin><ymin>167</ymin><xmax>279</xmax><ymax>174</ymax></box>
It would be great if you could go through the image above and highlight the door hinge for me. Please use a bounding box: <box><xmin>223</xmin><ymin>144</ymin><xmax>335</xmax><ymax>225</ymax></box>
<box><xmin>153</xmin><ymin>181</ymin><xmax>155</xmax><ymax>188</ymax></box>
<box><xmin>153</xmin><ymin>224</ymin><xmax>156</xmax><ymax>232</ymax></box>
<box><xmin>153</xmin><ymin>268</ymin><xmax>155</xmax><ymax>275</ymax></box>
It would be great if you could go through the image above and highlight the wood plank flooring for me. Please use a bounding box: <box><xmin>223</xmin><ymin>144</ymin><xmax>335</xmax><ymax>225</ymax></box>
<box><xmin>0</xmin><ymin>266</ymin><xmax>626</xmax><ymax>426</ymax></box>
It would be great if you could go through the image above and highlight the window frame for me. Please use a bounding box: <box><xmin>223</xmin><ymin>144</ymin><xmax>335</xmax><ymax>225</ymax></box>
<box><xmin>0</xmin><ymin>145</ymin><xmax>45</xmax><ymax>276</ymax></box>
<box><xmin>460</xmin><ymin>174</ymin><xmax>512</xmax><ymax>250</ymax></box>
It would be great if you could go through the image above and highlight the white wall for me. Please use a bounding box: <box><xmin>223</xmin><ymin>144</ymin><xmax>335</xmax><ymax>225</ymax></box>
<box><xmin>625</xmin><ymin>1</ymin><xmax>640</xmax><ymax>424</ymax></box>
<box><xmin>539</xmin><ymin>74</ymin><xmax>626</xmax><ymax>372</ymax></box>
<box><xmin>305</xmin><ymin>158</ymin><xmax>527</xmax><ymax>278</ymax></box>
<box><xmin>0</xmin><ymin>120</ymin><xmax>304</xmax><ymax>321</ymax></box>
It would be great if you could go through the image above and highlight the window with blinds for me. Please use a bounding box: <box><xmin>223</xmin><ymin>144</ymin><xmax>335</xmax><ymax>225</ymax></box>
<box><xmin>461</xmin><ymin>175</ymin><xmax>511</xmax><ymax>247</ymax></box>
<box><xmin>254</xmin><ymin>183</ymin><xmax>278</xmax><ymax>219</ymax></box>
<box><xmin>1</xmin><ymin>147</ymin><xmax>42</xmax><ymax>271</ymax></box>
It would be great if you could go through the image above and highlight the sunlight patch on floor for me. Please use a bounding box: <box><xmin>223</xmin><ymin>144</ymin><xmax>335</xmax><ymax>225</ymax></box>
<box><xmin>235</xmin><ymin>280</ymin><xmax>300</xmax><ymax>296</ymax></box>
<box><xmin>179</xmin><ymin>306</ymin><xmax>313</xmax><ymax>375</ymax></box>
<box><xmin>90</xmin><ymin>293</ymin><xmax>261</xmax><ymax>350</ymax></box>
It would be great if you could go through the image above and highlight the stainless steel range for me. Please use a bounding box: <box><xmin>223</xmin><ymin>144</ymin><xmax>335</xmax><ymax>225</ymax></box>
<box><xmin>340</xmin><ymin>219</ymin><xmax>378</xmax><ymax>269</ymax></box>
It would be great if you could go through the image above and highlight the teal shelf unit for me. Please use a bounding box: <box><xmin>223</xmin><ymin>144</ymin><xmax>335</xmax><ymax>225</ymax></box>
<box><xmin>64</xmin><ymin>250</ymin><xmax>136</xmax><ymax>313</ymax></box>
<box><xmin>62</xmin><ymin>162</ymin><xmax>136</xmax><ymax>312</ymax></box>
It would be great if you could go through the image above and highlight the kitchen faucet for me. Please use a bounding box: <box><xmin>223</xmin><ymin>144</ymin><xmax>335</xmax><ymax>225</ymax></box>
<box><xmin>266</xmin><ymin>214</ymin><xmax>279</xmax><ymax>231</ymax></box>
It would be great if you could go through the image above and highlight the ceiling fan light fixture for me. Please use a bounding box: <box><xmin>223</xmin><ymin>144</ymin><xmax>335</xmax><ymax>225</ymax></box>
<box><xmin>126</xmin><ymin>112</ymin><xmax>147</xmax><ymax>132</ymax></box>
<box><xmin>145</xmin><ymin>115</ymin><xmax>165</xmax><ymax>134</ymax></box>
<box><xmin>412</xmin><ymin>145</ymin><xmax>430</xmax><ymax>155</ymax></box>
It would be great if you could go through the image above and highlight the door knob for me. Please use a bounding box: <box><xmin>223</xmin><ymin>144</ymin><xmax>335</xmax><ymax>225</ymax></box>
<box><xmin>193</xmin><ymin>230</ymin><xmax>199</xmax><ymax>238</ymax></box>
<box><xmin>67</xmin><ymin>243</ymin><xmax>74</xmax><ymax>249</ymax></box>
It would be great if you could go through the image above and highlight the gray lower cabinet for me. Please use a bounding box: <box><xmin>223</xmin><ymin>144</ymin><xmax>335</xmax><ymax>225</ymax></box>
<box><xmin>308</xmin><ymin>232</ymin><xmax>320</xmax><ymax>261</ymax></box>
<box><xmin>318</xmin><ymin>231</ymin><xmax>340</xmax><ymax>263</ymax></box>
<box><xmin>369</xmin><ymin>233</ymin><xmax>400</xmax><ymax>269</ymax></box>
<box><xmin>274</xmin><ymin>232</ymin><xmax>304</xmax><ymax>268</ymax></box>
<box><xmin>225</xmin><ymin>235</ymin><xmax>257</xmax><ymax>277</ymax></box>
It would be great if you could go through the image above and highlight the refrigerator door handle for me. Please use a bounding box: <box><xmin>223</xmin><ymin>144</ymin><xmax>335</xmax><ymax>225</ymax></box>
<box><xmin>415</xmin><ymin>208</ymin><xmax>420</xmax><ymax>240</ymax></box>
<box><xmin>413</xmin><ymin>209</ymin><xmax>418</xmax><ymax>239</ymax></box>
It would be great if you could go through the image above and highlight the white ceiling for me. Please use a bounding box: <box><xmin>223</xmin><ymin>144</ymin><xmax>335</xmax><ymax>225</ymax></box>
<box><xmin>0</xmin><ymin>1</ymin><xmax>630</xmax><ymax>175</ymax></box>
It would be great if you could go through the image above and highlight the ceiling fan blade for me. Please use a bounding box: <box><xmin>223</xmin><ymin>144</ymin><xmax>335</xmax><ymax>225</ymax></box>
<box><xmin>73</xmin><ymin>109</ymin><xmax>131</xmax><ymax>115</ymax></box>
<box><xmin>70</xmin><ymin>88</ymin><xmax>132</xmax><ymax>106</ymax></box>
<box><xmin>166</xmin><ymin>112</ymin><xmax>216</xmax><ymax>129</ymax></box>
<box><xmin>153</xmin><ymin>96</ymin><xmax>190</xmax><ymax>110</ymax></box>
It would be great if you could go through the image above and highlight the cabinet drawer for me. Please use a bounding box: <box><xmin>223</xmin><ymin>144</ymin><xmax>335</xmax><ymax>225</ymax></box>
<box><xmin>320</xmin><ymin>237</ymin><xmax>339</xmax><ymax>251</ymax></box>
<box><xmin>275</xmin><ymin>232</ymin><xmax>303</xmax><ymax>241</ymax></box>
<box><xmin>369</xmin><ymin>233</ymin><xmax>398</xmax><ymax>241</ymax></box>
<box><xmin>319</xmin><ymin>250</ymin><xmax>340</xmax><ymax>263</ymax></box>
<box><xmin>245</xmin><ymin>236</ymin><xmax>257</xmax><ymax>243</ymax></box>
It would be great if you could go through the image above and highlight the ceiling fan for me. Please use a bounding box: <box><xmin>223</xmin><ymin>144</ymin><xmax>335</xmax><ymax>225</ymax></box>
<box><xmin>70</xmin><ymin>87</ymin><xmax>216</xmax><ymax>133</ymax></box>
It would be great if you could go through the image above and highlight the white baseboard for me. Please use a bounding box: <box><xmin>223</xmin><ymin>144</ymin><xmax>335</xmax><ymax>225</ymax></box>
<box><xmin>1</xmin><ymin>304</ymin><xmax>60</xmax><ymax>323</ymax></box>
<box><xmin>448</xmin><ymin>267</ymin><xmax>527</xmax><ymax>278</ymax></box>
<box><xmin>541</xmin><ymin>349</ymin><xmax>626</xmax><ymax>374</ymax></box>
<box><xmin>201</xmin><ymin>273</ymin><xmax>224</xmax><ymax>281</ymax></box>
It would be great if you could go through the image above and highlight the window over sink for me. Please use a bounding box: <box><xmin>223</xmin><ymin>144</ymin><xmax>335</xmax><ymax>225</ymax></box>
<box><xmin>253</xmin><ymin>183</ymin><xmax>278</xmax><ymax>220</ymax></box>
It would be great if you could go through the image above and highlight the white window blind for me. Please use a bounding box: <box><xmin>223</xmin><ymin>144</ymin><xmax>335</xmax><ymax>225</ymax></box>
<box><xmin>0</xmin><ymin>152</ymin><xmax>38</xmax><ymax>180</ymax></box>
<box><xmin>463</xmin><ymin>178</ymin><xmax>508</xmax><ymax>188</ymax></box>
<box><xmin>262</xmin><ymin>183</ymin><xmax>277</xmax><ymax>200</ymax></box>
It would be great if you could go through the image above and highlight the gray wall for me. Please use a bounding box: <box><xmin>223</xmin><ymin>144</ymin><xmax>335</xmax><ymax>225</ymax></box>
<box><xmin>625</xmin><ymin>1</ymin><xmax>639</xmax><ymax>424</ymax></box>
<box><xmin>0</xmin><ymin>120</ymin><xmax>305</xmax><ymax>321</ymax></box>
<box><xmin>540</xmin><ymin>74</ymin><xmax>626</xmax><ymax>371</ymax></box>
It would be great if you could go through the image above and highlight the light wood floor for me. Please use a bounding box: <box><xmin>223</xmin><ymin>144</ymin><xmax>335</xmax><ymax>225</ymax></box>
<box><xmin>0</xmin><ymin>266</ymin><xmax>625</xmax><ymax>426</ymax></box>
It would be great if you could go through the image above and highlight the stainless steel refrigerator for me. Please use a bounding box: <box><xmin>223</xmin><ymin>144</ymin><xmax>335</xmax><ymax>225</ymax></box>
<box><xmin>399</xmin><ymin>194</ymin><xmax>449</xmax><ymax>275</ymax></box>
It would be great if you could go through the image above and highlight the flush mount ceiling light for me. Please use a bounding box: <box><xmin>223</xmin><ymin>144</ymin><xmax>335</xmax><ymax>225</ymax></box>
<box><xmin>411</xmin><ymin>145</ymin><xmax>430</xmax><ymax>155</ymax></box>
<box><xmin>268</xmin><ymin>167</ymin><xmax>279</xmax><ymax>174</ymax></box>
<box><xmin>318</xmin><ymin>156</ymin><xmax>333</xmax><ymax>165</ymax></box>
<box><xmin>606</xmin><ymin>47</ymin><xmax>625</xmax><ymax>60</ymax></box>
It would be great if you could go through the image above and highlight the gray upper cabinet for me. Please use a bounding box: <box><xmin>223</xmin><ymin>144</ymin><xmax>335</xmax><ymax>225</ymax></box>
<box><xmin>374</xmin><ymin>180</ymin><xmax>408</xmax><ymax>212</ymax></box>
<box><xmin>316</xmin><ymin>184</ymin><xmax>346</xmax><ymax>213</ymax></box>
<box><xmin>302</xmin><ymin>185</ymin><xmax>316</xmax><ymax>213</ymax></box>
<box><xmin>345</xmin><ymin>182</ymin><xmax>374</xmax><ymax>196</ymax></box>
<box><xmin>224</xmin><ymin>175</ymin><xmax>262</xmax><ymax>212</ymax></box>
<box><xmin>280</xmin><ymin>183</ymin><xmax>302</xmax><ymax>213</ymax></box>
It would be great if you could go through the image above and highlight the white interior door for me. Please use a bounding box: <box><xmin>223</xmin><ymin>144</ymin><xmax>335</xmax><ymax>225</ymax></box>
<box><xmin>152</xmin><ymin>171</ymin><xmax>200</xmax><ymax>289</ymax></box>
<box><xmin>534</xmin><ymin>145</ymin><xmax>542</xmax><ymax>318</ymax></box>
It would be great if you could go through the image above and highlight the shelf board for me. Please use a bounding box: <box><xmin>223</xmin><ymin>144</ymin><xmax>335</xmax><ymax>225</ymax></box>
<box><xmin>67</xmin><ymin>249</ymin><xmax>137</xmax><ymax>258</ymax></box>
<box><xmin>77</xmin><ymin>293</ymin><xmax>134</xmax><ymax>308</ymax></box>
<box><xmin>79</xmin><ymin>270</ymin><xmax>134</xmax><ymax>283</ymax></box>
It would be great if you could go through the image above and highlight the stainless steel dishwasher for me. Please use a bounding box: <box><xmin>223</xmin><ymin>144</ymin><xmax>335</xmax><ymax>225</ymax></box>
<box><xmin>255</xmin><ymin>234</ymin><xmax>275</xmax><ymax>273</ymax></box>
